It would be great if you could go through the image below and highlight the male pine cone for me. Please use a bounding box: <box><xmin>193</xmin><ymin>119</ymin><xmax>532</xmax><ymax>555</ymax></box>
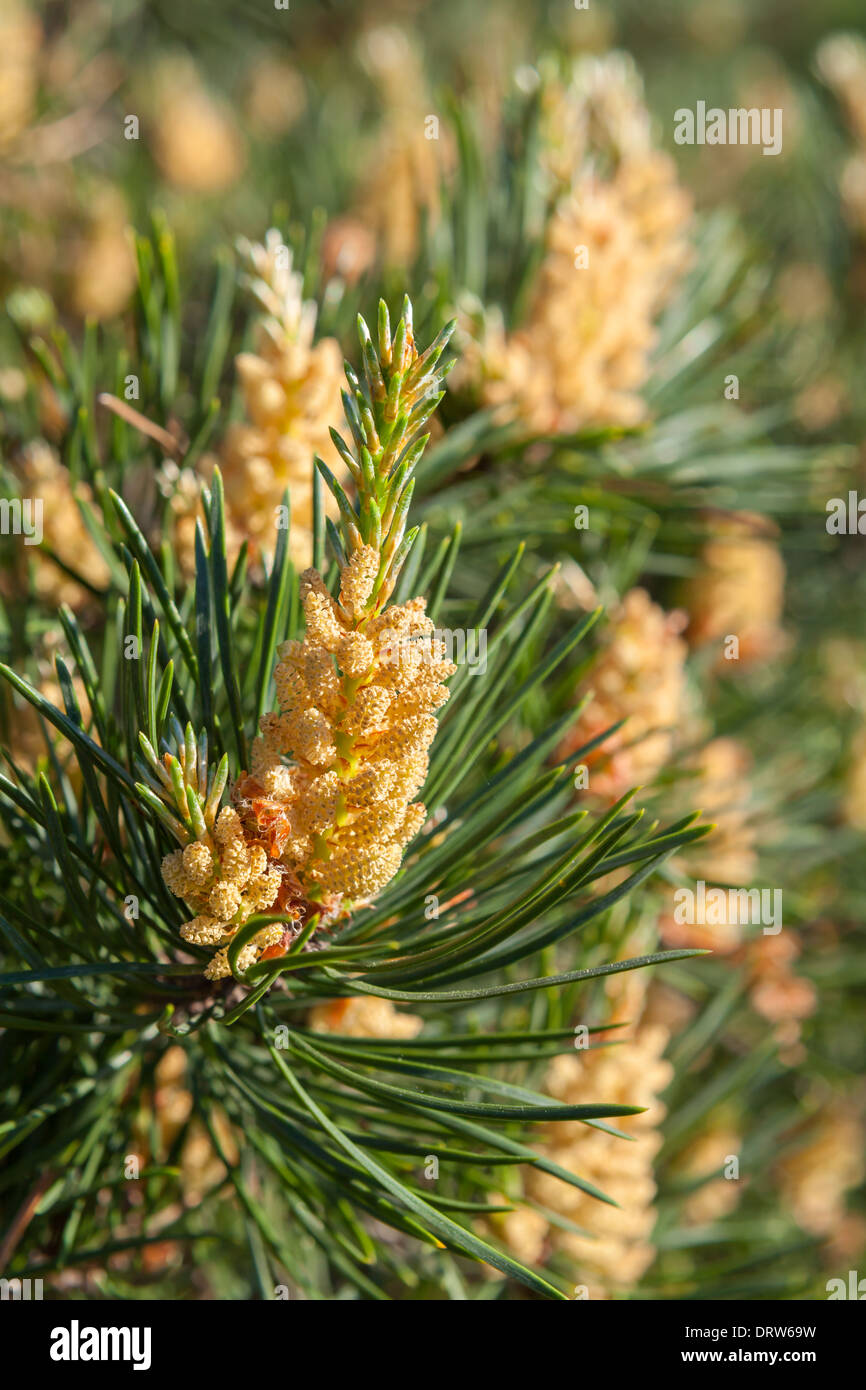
<box><xmin>247</xmin><ymin>546</ymin><xmax>455</xmax><ymax>904</ymax></box>
<box><xmin>162</xmin><ymin>807</ymin><xmax>285</xmax><ymax>979</ymax></box>
<box><xmin>242</xmin><ymin>296</ymin><xmax>458</xmax><ymax>912</ymax></box>
<box><xmin>160</xmin><ymin>296</ymin><xmax>457</xmax><ymax>977</ymax></box>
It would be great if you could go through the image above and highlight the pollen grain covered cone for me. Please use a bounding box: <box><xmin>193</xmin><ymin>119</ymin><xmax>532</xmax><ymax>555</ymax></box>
<box><xmin>162</xmin><ymin>807</ymin><xmax>286</xmax><ymax>981</ymax></box>
<box><xmin>218</xmin><ymin>232</ymin><xmax>345</xmax><ymax>568</ymax></box>
<box><xmin>173</xmin><ymin>230</ymin><xmax>347</xmax><ymax>577</ymax></box>
<box><xmin>151</xmin><ymin>726</ymin><xmax>294</xmax><ymax>982</ymax></box>
<box><xmin>453</xmin><ymin>52</ymin><xmax>692</xmax><ymax>435</ymax></box>
<box><xmin>249</xmin><ymin>545</ymin><xmax>456</xmax><ymax>907</ymax></box>
<box><xmin>165</xmin><ymin>296</ymin><xmax>459</xmax><ymax>979</ymax></box>
<box><xmin>242</xmin><ymin>295</ymin><xmax>458</xmax><ymax>918</ymax></box>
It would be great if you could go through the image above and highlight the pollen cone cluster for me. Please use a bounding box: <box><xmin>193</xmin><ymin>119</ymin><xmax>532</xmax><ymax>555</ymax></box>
<box><xmin>161</xmin><ymin>300</ymin><xmax>454</xmax><ymax>976</ymax></box>
<box><xmin>482</xmin><ymin>1200</ymin><xmax>550</xmax><ymax>1270</ymax></box>
<box><xmin>493</xmin><ymin>949</ymin><xmax>671</xmax><ymax>1294</ymax></box>
<box><xmin>744</xmin><ymin>933</ymin><xmax>817</xmax><ymax>1058</ymax></box>
<box><xmin>69</xmin><ymin>186</ymin><xmax>137</xmax><ymax>322</ymax></box>
<box><xmin>237</xmin><ymin>298</ymin><xmax>455</xmax><ymax>916</ymax></box>
<box><xmin>355</xmin><ymin>26</ymin><xmax>451</xmax><ymax>267</ymax></box>
<box><xmin>147</xmin><ymin>57</ymin><xmax>245</xmax><ymax>193</ymax></box>
<box><xmin>6</xmin><ymin>440</ymin><xmax>111</xmax><ymax>609</ymax></box>
<box><xmin>688</xmin><ymin>738</ymin><xmax>757</xmax><ymax>886</ymax></box>
<box><xmin>662</xmin><ymin>737</ymin><xmax>758</xmax><ymax>956</ymax></box>
<box><xmin>247</xmin><ymin>546</ymin><xmax>455</xmax><ymax>904</ymax></box>
<box><xmin>816</xmin><ymin>34</ymin><xmax>866</xmax><ymax>233</ymax></box>
<box><xmin>777</xmin><ymin>1104</ymin><xmax>866</xmax><ymax>1240</ymax></box>
<box><xmin>557</xmin><ymin>587</ymin><xmax>689</xmax><ymax>798</ymax></box>
<box><xmin>454</xmin><ymin>54</ymin><xmax>691</xmax><ymax>433</ymax></box>
<box><xmin>684</xmin><ymin>516</ymin><xmax>787</xmax><ymax>667</ymax></box>
<box><xmin>676</xmin><ymin>1119</ymin><xmax>744</xmax><ymax>1226</ymax></box>
<box><xmin>0</xmin><ymin>2</ymin><xmax>41</xmax><ymax>148</ymax></box>
<box><xmin>162</xmin><ymin>806</ymin><xmax>287</xmax><ymax>980</ymax></box>
<box><xmin>136</xmin><ymin>1047</ymin><xmax>238</xmax><ymax>1205</ymax></box>
<box><xmin>179</xmin><ymin>230</ymin><xmax>346</xmax><ymax>573</ymax></box>
<box><xmin>147</xmin><ymin>725</ymin><xmax>298</xmax><ymax>980</ymax></box>
<box><xmin>541</xmin><ymin>53</ymin><xmax>692</xmax><ymax>290</ymax></box>
<box><xmin>524</xmin><ymin>1021</ymin><xmax>673</xmax><ymax>1296</ymax></box>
